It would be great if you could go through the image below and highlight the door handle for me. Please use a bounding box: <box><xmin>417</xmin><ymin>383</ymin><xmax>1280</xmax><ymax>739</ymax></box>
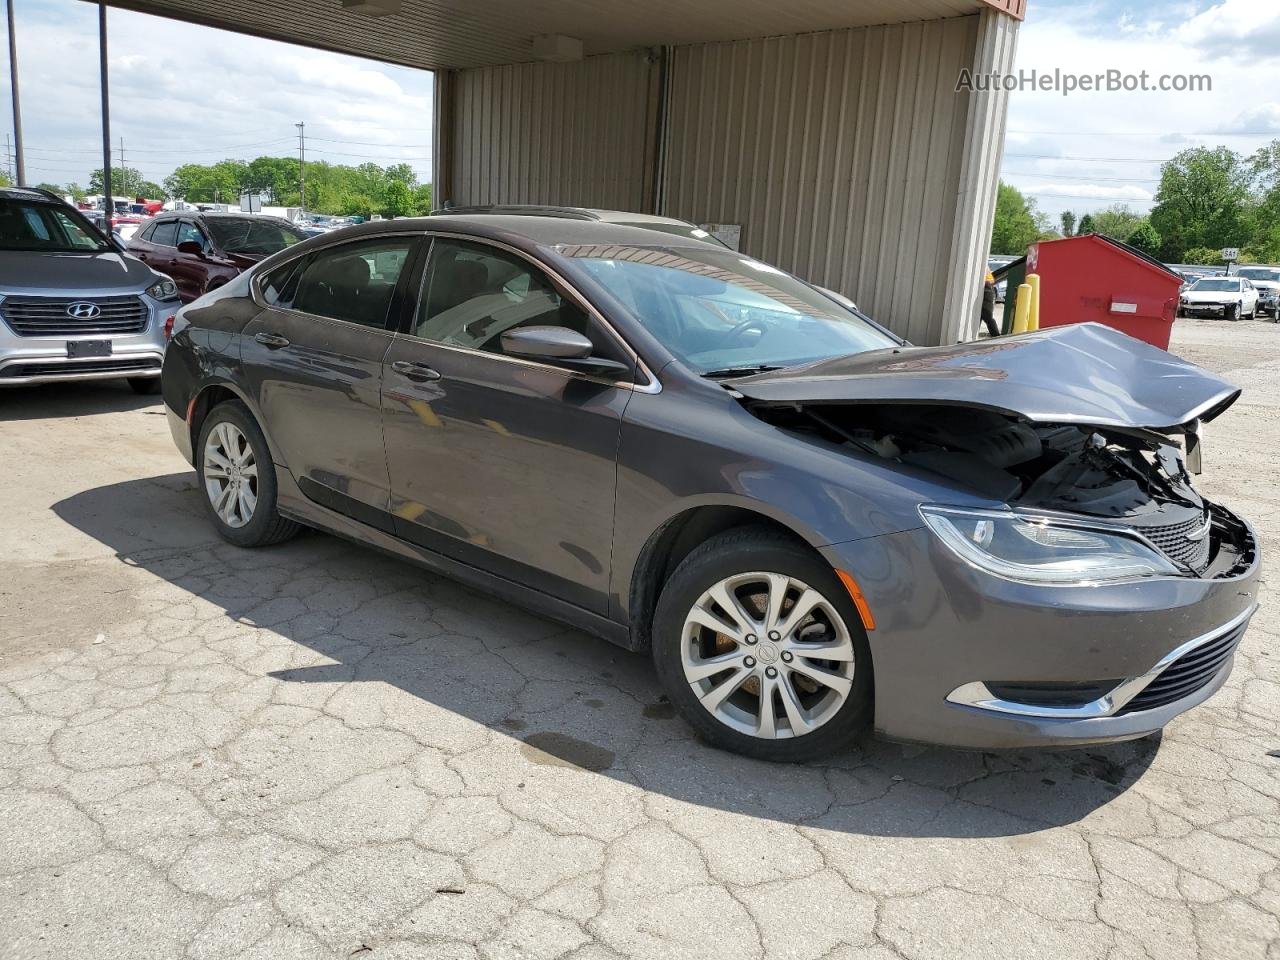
<box><xmin>391</xmin><ymin>360</ymin><xmax>441</xmax><ymax>382</ymax></box>
<box><xmin>254</xmin><ymin>332</ymin><xmax>290</xmax><ymax>349</ymax></box>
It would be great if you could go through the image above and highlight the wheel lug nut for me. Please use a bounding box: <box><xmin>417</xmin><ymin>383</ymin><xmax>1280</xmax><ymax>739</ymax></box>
<box><xmin>744</xmin><ymin>656</ymin><xmax>756</xmax><ymax>668</ymax></box>
<box><xmin>768</xmin><ymin>631</ymin><xmax>780</xmax><ymax>641</ymax></box>
<box><xmin>765</xmin><ymin>666</ymin><xmax>778</xmax><ymax>678</ymax></box>
<box><xmin>781</xmin><ymin>651</ymin><xmax>793</xmax><ymax>663</ymax></box>
<box><xmin>744</xmin><ymin>635</ymin><xmax>758</xmax><ymax>645</ymax></box>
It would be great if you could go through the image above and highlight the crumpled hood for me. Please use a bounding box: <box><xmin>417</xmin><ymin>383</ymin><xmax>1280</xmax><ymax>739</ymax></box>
<box><xmin>731</xmin><ymin>322</ymin><xmax>1239</xmax><ymax>432</ymax></box>
<box><xmin>0</xmin><ymin>250</ymin><xmax>159</xmax><ymax>295</ymax></box>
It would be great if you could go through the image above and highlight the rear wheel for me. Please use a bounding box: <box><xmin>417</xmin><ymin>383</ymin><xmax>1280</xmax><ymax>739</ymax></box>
<box><xmin>196</xmin><ymin>401</ymin><xmax>300</xmax><ymax>548</ymax></box>
<box><xmin>651</xmin><ymin>527</ymin><xmax>873</xmax><ymax>761</ymax></box>
<box><xmin>127</xmin><ymin>376</ymin><xmax>161</xmax><ymax>395</ymax></box>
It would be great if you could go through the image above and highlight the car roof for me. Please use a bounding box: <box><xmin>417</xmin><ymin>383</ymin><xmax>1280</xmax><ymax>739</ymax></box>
<box><xmin>0</xmin><ymin>186</ymin><xmax>66</xmax><ymax>203</ymax></box>
<box><xmin>326</xmin><ymin>214</ymin><xmax>718</xmax><ymax>250</ymax></box>
<box><xmin>435</xmin><ymin>204</ymin><xmax>703</xmax><ymax>230</ymax></box>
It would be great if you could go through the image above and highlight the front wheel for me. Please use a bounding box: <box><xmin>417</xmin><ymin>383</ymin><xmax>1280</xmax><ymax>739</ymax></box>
<box><xmin>1225</xmin><ymin>303</ymin><xmax>1240</xmax><ymax>322</ymax></box>
<box><xmin>196</xmin><ymin>401</ymin><xmax>300</xmax><ymax>548</ymax></box>
<box><xmin>651</xmin><ymin>528</ymin><xmax>873</xmax><ymax>761</ymax></box>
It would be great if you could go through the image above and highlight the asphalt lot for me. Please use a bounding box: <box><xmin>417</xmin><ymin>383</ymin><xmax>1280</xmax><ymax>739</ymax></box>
<box><xmin>1</xmin><ymin>318</ymin><xmax>1278</xmax><ymax>960</ymax></box>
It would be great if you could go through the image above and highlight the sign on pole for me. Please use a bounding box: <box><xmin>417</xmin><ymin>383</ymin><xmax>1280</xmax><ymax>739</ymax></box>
<box><xmin>1221</xmin><ymin>247</ymin><xmax>1240</xmax><ymax>262</ymax></box>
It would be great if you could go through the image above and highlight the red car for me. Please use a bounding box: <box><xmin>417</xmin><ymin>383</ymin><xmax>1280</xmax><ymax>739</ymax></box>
<box><xmin>126</xmin><ymin>211</ymin><xmax>308</xmax><ymax>303</ymax></box>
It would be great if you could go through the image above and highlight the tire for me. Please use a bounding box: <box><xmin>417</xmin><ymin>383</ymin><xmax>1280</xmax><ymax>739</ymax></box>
<box><xmin>1225</xmin><ymin>303</ymin><xmax>1240</xmax><ymax>322</ymax></box>
<box><xmin>195</xmin><ymin>400</ymin><xmax>300</xmax><ymax>548</ymax></box>
<box><xmin>127</xmin><ymin>376</ymin><xmax>161</xmax><ymax>395</ymax></box>
<box><xmin>651</xmin><ymin>527</ymin><xmax>874</xmax><ymax>762</ymax></box>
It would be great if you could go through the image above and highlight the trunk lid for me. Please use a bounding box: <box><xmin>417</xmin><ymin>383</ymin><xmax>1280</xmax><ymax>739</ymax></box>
<box><xmin>730</xmin><ymin>323</ymin><xmax>1239</xmax><ymax>432</ymax></box>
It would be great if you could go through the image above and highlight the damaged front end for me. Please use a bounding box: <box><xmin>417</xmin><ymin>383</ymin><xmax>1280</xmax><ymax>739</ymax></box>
<box><xmin>730</xmin><ymin>325</ymin><xmax>1253</xmax><ymax>582</ymax></box>
<box><xmin>754</xmin><ymin>402</ymin><xmax>1251</xmax><ymax>579</ymax></box>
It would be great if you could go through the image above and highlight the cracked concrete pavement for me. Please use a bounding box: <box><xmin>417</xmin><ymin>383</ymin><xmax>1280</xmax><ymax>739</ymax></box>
<box><xmin>1</xmin><ymin>317</ymin><xmax>1278</xmax><ymax>960</ymax></box>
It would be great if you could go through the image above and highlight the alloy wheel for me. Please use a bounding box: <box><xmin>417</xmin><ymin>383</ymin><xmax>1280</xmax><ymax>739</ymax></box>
<box><xmin>203</xmin><ymin>421</ymin><xmax>258</xmax><ymax>528</ymax></box>
<box><xmin>680</xmin><ymin>571</ymin><xmax>856</xmax><ymax>740</ymax></box>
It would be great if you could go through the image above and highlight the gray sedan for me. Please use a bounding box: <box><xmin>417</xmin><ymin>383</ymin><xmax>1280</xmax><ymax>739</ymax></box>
<box><xmin>160</xmin><ymin>215</ymin><xmax>1259</xmax><ymax>760</ymax></box>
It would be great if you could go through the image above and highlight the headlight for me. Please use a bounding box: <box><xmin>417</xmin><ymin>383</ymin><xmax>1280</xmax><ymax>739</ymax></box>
<box><xmin>145</xmin><ymin>278</ymin><xmax>178</xmax><ymax>301</ymax></box>
<box><xmin>920</xmin><ymin>506</ymin><xmax>1181</xmax><ymax>584</ymax></box>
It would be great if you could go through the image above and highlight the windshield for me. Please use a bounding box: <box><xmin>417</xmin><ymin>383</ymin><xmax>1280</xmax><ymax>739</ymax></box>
<box><xmin>205</xmin><ymin>217</ymin><xmax>307</xmax><ymax>256</ymax></box>
<box><xmin>564</xmin><ymin>244</ymin><xmax>896</xmax><ymax>373</ymax></box>
<box><xmin>0</xmin><ymin>198</ymin><xmax>110</xmax><ymax>253</ymax></box>
<box><xmin>1191</xmin><ymin>278</ymin><xmax>1240</xmax><ymax>292</ymax></box>
<box><xmin>1238</xmin><ymin>268</ymin><xmax>1280</xmax><ymax>282</ymax></box>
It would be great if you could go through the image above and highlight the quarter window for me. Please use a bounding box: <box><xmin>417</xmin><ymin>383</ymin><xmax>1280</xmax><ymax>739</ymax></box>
<box><xmin>414</xmin><ymin>238</ymin><xmax>611</xmax><ymax>359</ymax></box>
<box><xmin>289</xmin><ymin>237</ymin><xmax>414</xmax><ymax>328</ymax></box>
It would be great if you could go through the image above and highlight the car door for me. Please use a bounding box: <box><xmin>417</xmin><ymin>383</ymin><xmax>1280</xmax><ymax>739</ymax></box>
<box><xmin>139</xmin><ymin>218</ymin><xmax>180</xmax><ymax>286</ymax></box>
<box><xmin>381</xmin><ymin>235</ymin><xmax>638</xmax><ymax>614</ymax></box>
<box><xmin>240</xmin><ymin>233</ymin><xmax>421</xmax><ymax>527</ymax></box>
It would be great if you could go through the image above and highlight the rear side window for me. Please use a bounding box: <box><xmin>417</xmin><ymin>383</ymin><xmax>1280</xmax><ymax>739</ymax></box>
<box><xmin>259</xmin><ymin>258</ymin><xmax>306</xmax><ymax>308</ymax></box>
<box><xmin>150</xmin><ymin>221</ymin><xmax>178</xmax><ymax>247</ymax></box>
<box><xmin>288</xmin><ymin>237</ymin><xmax>414</xmax><ymax>328</ymax></box>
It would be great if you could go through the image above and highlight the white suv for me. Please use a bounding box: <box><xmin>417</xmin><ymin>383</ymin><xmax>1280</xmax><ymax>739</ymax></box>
<box><xmin>1179</xmin><ymin>276</ymin><xmax>1260</xmax><ymax>321</ymax></box>
<box><xmin>0</xmin><ymin>188</ymin><xmax>181</xmax><ymax>391</ymax></box>
<box><xmin>1236</xmin><ymin>266</ymin><xmax>1280</xmax><ymax>319</ymax></box>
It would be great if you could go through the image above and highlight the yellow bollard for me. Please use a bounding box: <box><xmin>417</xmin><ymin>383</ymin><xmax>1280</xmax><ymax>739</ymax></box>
<box><xmin>1011</xmin><ymin>283</ymin><xmax>1033</xmax><ymax>334</ymax></box>
<box><xmin>1026</xmin><ymin>273</ymin><xmax>1041</xmax><ymax>331</ymax></box>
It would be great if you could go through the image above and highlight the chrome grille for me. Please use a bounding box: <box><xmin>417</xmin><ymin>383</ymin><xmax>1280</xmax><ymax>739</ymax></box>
<box><xmin>1</xmin><ymin>295</ymin><xmax>149</xmax><ymax>337</ymax></box>
<box><xmin>1116</xmin><ymin>619</ymin><xmax>1246</xmax><ymax>715</ymax></box>
<box><xmin>0</xmin><ymin>357</ymin><xmax>160</xmax><ymax>379</ymax></box>
<box><xmin>1139</xmin><ymin>512</ymin><xmax>1212</xmax><ymax>573</ymax></box>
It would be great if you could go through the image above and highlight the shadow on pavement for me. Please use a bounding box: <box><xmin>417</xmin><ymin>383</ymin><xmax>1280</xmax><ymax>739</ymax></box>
<box><xmin>0</xmin><ymin>380</ymin><xmax>161</xmax><ymax>421</ymax></box>
<box><xmin>52</xmin><ymin>472</ymin><xmax>1159</xmax><ymax>840</ymax></box>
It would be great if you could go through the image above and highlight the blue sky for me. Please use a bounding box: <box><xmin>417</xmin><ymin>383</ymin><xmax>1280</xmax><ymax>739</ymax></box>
<box><xmin>0</xmin><ymin>0</ymin><xmax>434</xmax><ymax>191</ymax></box>
<box><xmin>1</xmin><ymin>0</ymin><xmax>1277</xmax><ymax>219</ymax></box>
<box><xmin>1004</xmin><ymin>0</ymin><xmax>1280</xmax><ymax>222</ymax></box>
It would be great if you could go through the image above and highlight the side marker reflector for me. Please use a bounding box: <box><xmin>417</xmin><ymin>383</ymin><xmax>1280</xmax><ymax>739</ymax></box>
<box><xmin>836</xmin><ymin>569</ymin><xmax>876</xmax><ymax>631</ymax></box>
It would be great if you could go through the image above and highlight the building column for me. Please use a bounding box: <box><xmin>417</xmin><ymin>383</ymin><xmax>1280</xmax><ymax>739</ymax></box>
<box><xmin>940</xmin><ymin>7</ymin><xmax>1019</xmax><ymax>343</ymax></box>
<box><xmin>431</xmin><ymin>68</ymin><xmax>455</xmax><ymax>210</ymax></box>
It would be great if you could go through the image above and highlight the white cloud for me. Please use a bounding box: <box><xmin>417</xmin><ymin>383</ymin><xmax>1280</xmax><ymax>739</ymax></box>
<box><xmin>0</xmin><ymin>0</ymin><xmax>433</xmax><ymax>191</ymax></box>
<box><xmin>1004</xmin><ymin>0</ymin><xmax>1280</xmax><ymax>220</ymax></box>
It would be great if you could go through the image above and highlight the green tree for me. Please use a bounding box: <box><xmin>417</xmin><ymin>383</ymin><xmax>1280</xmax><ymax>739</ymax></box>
<box><xmin>1059</xmin><ymin>210</ymin><xmax>1077</xmax><ymax>237</ymax></box>
<box><xmin>382</xmin><ymin>179</ymin><xmax>415</xmax><ymax>218</ymax></box>
<box><xmin>1126</xmin><ymin>221</ymin><xmax>1162</xmax><ymax>256</ymax></box>
<box><xmin>89</xmin><ymin>166</ymin><xmax>164</xmax><ymax>198</ymax></box>
<box><xmin>412</xmin><ymin>183</ymin><xmax>433</xmax><ymax>215</ymax></box>
<box><xmin>164</xmin><ymin>160</ymin><xmax>248</xmax><ymax>203</ymax></box>
<box><xmin>990</xmin><ymin>182</ymin><xmax>1044</xmax><ymax>255</ymax></box>
<box><xmin>1077</xmin><ymin>213</ymin><xmax>1097</xmax><ymax>235</ymax></box>
<box><xmin>1150</xmin><ymin>146</ymin><xmax>1252</xmax><ymax>262</ymax></box>
<box><xmin>1089</xmin><ymin>205</ymin><xmax>1146</xmax><ymax>242</ymax></box>
<box><xmin>1180</xmin><ymin>246</ymin><xmax>1221</xmax><ymax>266</ymax></box>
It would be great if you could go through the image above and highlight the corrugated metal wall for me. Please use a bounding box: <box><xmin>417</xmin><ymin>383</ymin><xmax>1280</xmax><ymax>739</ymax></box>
<box><xmin>450</xmin><ymin>51</ymin><xmax>658</xmax><ymax>211</ymax></box>
<box><xmin>661</xmin><ymin>18</ymin><xmax>979</xmax><ymax>345</ymax></box>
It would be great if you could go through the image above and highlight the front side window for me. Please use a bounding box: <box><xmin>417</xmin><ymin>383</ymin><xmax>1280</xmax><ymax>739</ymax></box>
<box><xmin>413</xmin><ymin>238</ymin><xmax>610</xmax><ymax>359</ymax></box>
<box><xmin>0</xmin><ymin>199</ymin><xmax>110</xmax><ymax>252</ymax></box>
<box><xmin>176</xmin><ymin>221</ymin><xmax>207</xmax><ymax>249</ymax></box>
<box><xmin>563</xmin><ymin>244</ymin><xmax>895</xmax><ymax>375</ymax></box>
<box><xmin>289</xmin><ymin>236</ymin><xmax>414</xmax><ymax>328</ymax></box>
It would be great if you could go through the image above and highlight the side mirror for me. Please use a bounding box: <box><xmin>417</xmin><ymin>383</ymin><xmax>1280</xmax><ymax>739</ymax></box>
<box><xmin>108</xmin><ymin>234</ymin><xmax>128</xmax><ymax>254</ymax></box>
<box><xmin>177</xmin><ymin>240</ymin><xmax>204</xmax><ymax>256</ymax></box>
<box><xmin>500</xmin><ymin>325</ymin><xmax>632</xmax><ymax>378</ymax></box>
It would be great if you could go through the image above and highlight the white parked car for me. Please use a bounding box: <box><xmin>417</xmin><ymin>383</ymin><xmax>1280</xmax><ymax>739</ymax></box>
<box><xmin>1235</xmin><ymin>267</ymin><xmax>1280</xmax><ymax>318</ymax></box>
<box><xmin>1179</xmin><ymin>276</ymin><xmax>1259</xmax><ymax>321</ymax></box>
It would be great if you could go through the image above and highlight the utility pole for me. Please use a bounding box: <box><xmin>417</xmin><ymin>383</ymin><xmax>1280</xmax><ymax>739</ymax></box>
<box><xmin>296</xmin><ymin>121</ymin><xmax>305</xmax><ymax>218</ymax></box>
<box><xmin>98</xmin><ymin>2</ymin><xmax>112</xmax><ymax>225</ymax></box>
<box><xmin>119</xmin><ymin>135</ymin><xmax>126</xmax><ymax>196</ymax></box>
<box><xmin>6</xmin><ymin>0</ymin><xmax>25</xmax><ymax>185</ymax></box>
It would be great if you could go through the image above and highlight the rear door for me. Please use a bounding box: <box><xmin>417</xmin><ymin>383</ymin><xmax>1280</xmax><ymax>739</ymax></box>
<box><xmin>240</xmin><ymin>233</ymin><xmax>421</xmax><ymax>526</ymax></box>
<box><xmin>380</xmin><ymin>235</ymin><xmax>637</xmax><ymax>613</ymax></box>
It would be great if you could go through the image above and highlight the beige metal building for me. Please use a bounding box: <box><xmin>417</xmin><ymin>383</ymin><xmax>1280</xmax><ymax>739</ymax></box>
<box><xmin>103</xmin><ymin>0</ymin><xmax>1025</xmax><ymax>344</ymax></box>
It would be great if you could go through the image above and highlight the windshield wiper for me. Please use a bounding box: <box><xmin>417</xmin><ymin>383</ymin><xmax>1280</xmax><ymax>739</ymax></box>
<box><xmin>700</xmin><ymin>364</ymin><xmax>785</xmax><ymax>380</ymax></box>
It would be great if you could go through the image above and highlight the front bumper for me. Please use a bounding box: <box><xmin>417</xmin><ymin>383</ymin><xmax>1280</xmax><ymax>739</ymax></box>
<box><xmin>1180</xmin><ymin>301</ymin><xmax>1230</xmax><ymax>317</ymax></box>
<box><xmin>0</xmin><ymin>295</ymin><xmax>176</xmax><ymax>387</ymax></box>
<box><xmin>822</xmin><ymin>505</ymin><xmax>1261</xmax><ymax>749</ymax></box>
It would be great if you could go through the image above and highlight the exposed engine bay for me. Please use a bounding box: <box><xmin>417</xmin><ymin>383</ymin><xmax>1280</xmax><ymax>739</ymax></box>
<box><xmin>754</xmin><ymin>402</ymin><xmax>1253</xmax><ymax>577</ymax></box>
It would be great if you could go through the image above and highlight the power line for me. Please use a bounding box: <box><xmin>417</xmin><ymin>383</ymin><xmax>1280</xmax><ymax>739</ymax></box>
<box><xmin>1002</xmin><ymin>170</ymin><xmax>1161</xmax><ymax>183</ymax></box>
<box><xmin>1005</xmin><ymin>152</ymin><xmax>1165</xmax><ymax>163</ymax></box>
<box><xmin>1010</xmin><ymin>128</ymin><xmax>1280</xmax><ymax>137</ymax></box>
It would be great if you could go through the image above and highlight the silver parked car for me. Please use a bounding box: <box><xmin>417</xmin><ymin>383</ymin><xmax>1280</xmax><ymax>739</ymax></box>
<box><xmin>0</xmin><ymin>187</ymin><xmax>181</xmax><ymax>392</ymax></box>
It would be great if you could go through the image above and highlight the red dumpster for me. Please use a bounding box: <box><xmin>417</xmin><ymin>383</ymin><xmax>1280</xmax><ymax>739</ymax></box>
<box><xmin>1026</xmin><ymin>234</ymin><xmax>1182</xmax><ymax>350</ymax></box>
